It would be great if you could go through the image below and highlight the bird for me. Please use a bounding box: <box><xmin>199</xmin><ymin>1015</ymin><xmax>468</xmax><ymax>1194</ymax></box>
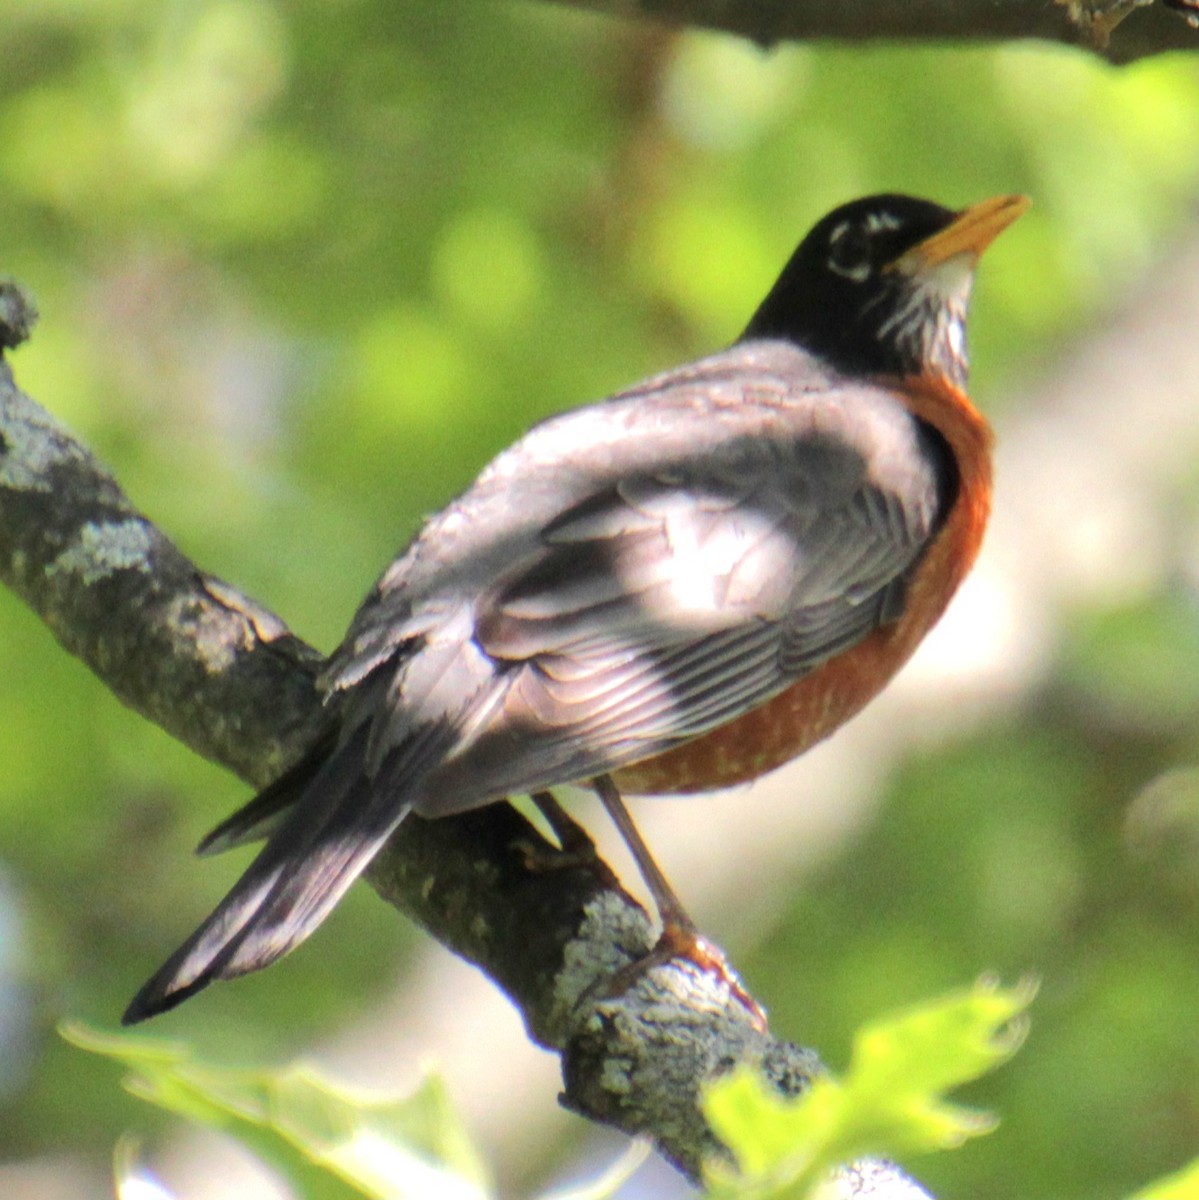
<box><xmin>123</xmin><ymin>191</ymin><xmax>1028</xmax><ymax>1025</ymax></box>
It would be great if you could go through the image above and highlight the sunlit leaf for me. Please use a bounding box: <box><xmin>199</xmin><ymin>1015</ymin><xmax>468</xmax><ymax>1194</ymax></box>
<box><xmin>702</xmin><ymin>979</ymin><xmax>1034</xmax><ymax>1198</ymax></box>
<box><xmin>1129</xmin><ymin>1157</ymin><xmax>1199</xmax><ymax>1200</ymax></box>
<box><xmin>63</xmin><ymin>1021</ymin><xmax>492</xmax><ymax>1200</ymax></box>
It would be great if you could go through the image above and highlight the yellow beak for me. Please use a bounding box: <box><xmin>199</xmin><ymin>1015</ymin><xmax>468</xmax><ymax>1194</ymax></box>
<box><xmin>890</xmin><ymin>194</ymin><xmax>1031</xmax><ymax>273</ymax></box>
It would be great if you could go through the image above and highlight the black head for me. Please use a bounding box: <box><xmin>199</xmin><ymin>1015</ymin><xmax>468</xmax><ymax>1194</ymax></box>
<box><xmin>742</xmin><ymin>193</ymin><xmax>1029</xmax><ymax>389</ymax></box>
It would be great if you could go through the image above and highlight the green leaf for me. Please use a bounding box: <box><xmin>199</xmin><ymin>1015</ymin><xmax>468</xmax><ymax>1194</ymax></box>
<box><xmin>1129</xmin><ymin>1158</ymin><xmax>1199</xmax><ymax>1200</ymax></box>
<box><xmin>702</xmin><ymin>978</ymin><xmax>1034</xmax><ymax>1199</ymax></box>
<box><xmin>62</xmin><ymin>1021</ymin><xmax>492</xmax><ymax>1200</ymax></box>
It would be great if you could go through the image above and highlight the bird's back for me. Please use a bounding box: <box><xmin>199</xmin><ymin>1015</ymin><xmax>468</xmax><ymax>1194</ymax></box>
<box><xmin>320</xmin><ymin>340</ymin><xmax>954</xmax><ymax>814</ymax></box>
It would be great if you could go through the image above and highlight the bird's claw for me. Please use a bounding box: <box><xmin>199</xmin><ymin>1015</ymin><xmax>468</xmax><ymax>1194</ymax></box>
<box><xmin>600</xmin><ymin>921</ymin><xmax>767</xmax><ymax>1032</ymax></box>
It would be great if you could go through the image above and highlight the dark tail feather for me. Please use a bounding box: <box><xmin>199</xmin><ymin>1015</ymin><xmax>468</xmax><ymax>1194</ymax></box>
<box><xmin>197</xmin><ymin>729</ymin><xmax>338</xmax><ymax>856</ymax></box>
<box><xmin>123</xmin><ymin>723</ymin><xmax>405</xmax><ymax>1024</ymax></box>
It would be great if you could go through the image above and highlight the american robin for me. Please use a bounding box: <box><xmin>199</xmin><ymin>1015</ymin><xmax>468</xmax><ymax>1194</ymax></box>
<box><xmin>123</xmin><ymin>191</ymin><xmax>1028</xmax><ymax>1024</ymax></box>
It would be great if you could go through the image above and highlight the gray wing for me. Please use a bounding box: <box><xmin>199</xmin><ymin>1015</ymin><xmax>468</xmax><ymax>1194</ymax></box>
<box><xmin>411</xmin><ymin>433</ymin><xmax>945</xmax><ymax>810</ymax></box>
<box><xmin>314</xmin><ymin>344</ymin><xmax>953</xmax><ymax>814</ymax></box>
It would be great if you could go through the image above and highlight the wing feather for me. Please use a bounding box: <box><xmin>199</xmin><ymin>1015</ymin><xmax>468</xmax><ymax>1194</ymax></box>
<box><xmin>416</xmin><ymin>419</ymin><xmax>942</xmax><ymax>812</ymax></box>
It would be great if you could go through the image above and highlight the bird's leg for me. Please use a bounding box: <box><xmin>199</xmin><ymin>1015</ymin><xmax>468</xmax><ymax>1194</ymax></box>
<box><xmin>592</xmin><ymin>774</ymin><xmax>694</xmax><ymax>933</ymax></box>
<box><xmin>591</xmin><ymin>774</ymin><xmax>765</xmax><ymax>1029</ymax></box>
<box><xmin>531</xmin><ymin>791</ymin><xmax>600</xmax><ymax>860</ymax></box>
<box><xmin>515</xmin><ymin>792</ymin><xmax>622</xmax><ymax>892</ymax></box>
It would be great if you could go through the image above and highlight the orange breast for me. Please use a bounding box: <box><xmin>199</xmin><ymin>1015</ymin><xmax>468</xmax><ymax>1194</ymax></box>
<box><xmin>613</xmin><ymin>375</ymin><xmax>994</xmax><ymax>796</ymax></box>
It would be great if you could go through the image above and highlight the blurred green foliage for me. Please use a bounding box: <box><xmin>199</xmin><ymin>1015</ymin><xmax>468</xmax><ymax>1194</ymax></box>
<box><xmin>702</xmin><ymin>981</ymin><xmax>1031</xmax><ymax>1198</ymax></box>
<box><xmin>67</xmin><ymin>1022</ymin><xmax>491</xmax><ymax>1200</ymax></box>
<box><xmin>70</xmin><ymin>1019</ymin><xmax>653</xmax><ymax>1200</ymax></box>
<box><xmin>2</xmin><ymin>2</ymin><xmax>1199</xmax><ymax>1198</ymax></box>
<box><xmin>64</xmin><ymin>985</ymin><xmax>1030</xmax><ymax>1200</ymax></box>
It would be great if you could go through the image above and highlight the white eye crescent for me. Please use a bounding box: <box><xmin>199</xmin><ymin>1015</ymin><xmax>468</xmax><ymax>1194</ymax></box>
<box><xmin>826</xmin><ymin>221</ymin><xmax>871</xmax><ymax>282</ymax></box>
<box><xmin>864</xmin><ymin>211</ymin><xmax>902</xmax><ymax>234</ymax></box>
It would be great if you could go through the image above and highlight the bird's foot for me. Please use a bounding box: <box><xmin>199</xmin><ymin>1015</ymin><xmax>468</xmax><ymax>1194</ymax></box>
<box><xmin>585</xmin><ymin>774</ymin><xmax>766</xmax><ymax>1028</ymax></box>
<box><xmin>603</xmin><ymin>919</ymin><xmax>767</xmax><ymax>1032</ymax></box>
<box><xmin>515</xmin><ymin>792</ymin><xmax>622</xmax><ymax>892</ymax></box>
<box><xmin>529</xmin><ymin>791</ymin><xmax>601</xmax><ymax>861</ymax></box>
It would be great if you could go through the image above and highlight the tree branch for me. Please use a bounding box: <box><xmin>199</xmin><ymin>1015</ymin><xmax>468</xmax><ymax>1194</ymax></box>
<box><xmin>550</xmin><ymin>0</ymin><xmax>1198</xmax><ymax>62</ymax></box>
<box><xmin>0</xmin><ymin>282</ymin><xmax>928</xmax><ymax>1196</ymax></box>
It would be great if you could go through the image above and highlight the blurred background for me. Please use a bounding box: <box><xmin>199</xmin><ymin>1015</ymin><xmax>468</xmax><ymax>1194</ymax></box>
<box><xmin>2</xmin><ymin>2</ymin><xmax>1199</xmax><ymax>1198</ymax></box>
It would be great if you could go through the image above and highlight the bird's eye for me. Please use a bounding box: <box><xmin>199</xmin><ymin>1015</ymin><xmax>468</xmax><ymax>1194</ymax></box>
<box><xmin>826</xmin><ymin>223</ymin><xmax>872</xmax><ymax>283</ymax></box>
